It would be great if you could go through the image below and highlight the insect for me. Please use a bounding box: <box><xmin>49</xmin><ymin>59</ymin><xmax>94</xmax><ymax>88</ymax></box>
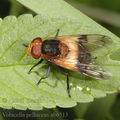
<box><xmin>24</xmin><ymin>29</ymin><xmax>111</xmax><ymax>97</ymax></box>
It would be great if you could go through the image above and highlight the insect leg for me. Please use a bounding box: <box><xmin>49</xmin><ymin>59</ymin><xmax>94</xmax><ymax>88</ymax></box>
<box><xmin>57</xmin><ymin>67</ymin><xmax>71</xmax><ymax>97</ymax></box>
<box><xmin>28</xmin><ymin>59</ymin><xmax>44</xmax><ymax>74</ymax></box>
<box><xmin>36</xmin><ymin>64</ymin><xmax>51</xmax><ymax>86</ymax></box>
<box><xmin>66</xmin><ymin>73</ymin><xmax>71</xmax><ymax>97</ymax></box>
<box><xmin>55</xmin><ymin>29</ymin><xmax>60</xmax><ymax>38</ymax></box>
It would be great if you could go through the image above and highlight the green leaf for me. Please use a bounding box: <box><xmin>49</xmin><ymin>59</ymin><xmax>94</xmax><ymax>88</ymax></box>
<box><xmin>16</xmin><ymin>0</ymin><xmax>84</xmax><ymax>19</ymax></box>
<box><xmin>0</xmin><ymin>0</ymin><xmax>120</xmax><ymax>110</ymax></box>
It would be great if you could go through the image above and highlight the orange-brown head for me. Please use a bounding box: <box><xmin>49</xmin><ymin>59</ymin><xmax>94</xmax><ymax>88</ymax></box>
<box><xmin>27</xmin><ymin>37</ymin><xmax>43</xmax><ymax>59</ymax></box>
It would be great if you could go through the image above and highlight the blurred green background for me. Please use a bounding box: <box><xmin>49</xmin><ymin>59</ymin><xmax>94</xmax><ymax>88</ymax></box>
<box><xmin>0</xmin><ymin>0</ymin><xmax>120</xmax><ymax>120</ymax></box>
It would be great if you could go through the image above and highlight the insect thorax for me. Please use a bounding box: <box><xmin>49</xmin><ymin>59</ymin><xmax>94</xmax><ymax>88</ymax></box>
<box><xmin>42</xmin><ymin>40</ymin><xmax>60</xmax><ymax>56</ymax></box>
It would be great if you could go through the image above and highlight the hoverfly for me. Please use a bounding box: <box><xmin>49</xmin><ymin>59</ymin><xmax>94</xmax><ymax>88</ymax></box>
<box><xmin>24</xmin><ymin>29</ymin><xmax>111</xmax><ymax>97</ymax></box>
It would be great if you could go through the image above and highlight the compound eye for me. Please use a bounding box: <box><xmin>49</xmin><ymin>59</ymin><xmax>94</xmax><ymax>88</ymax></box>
<box><xmin>32</xmin><ymin>37</ymin><xmax>42</xmax><ymax>44</ymax></box>
<box><xmin>30</xmin><ymin>37</ymin><xmax>43</xmax><ymax>59</ymax></box>
<box><xmin>31</xmin><ymin>44</ymin><xmax>41</xmax><ymax>59</ymax></box>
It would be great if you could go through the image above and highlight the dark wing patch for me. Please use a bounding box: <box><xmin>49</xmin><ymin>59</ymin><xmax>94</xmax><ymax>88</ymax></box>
<box><xmin>77</xmin><ymin>34</ymin><xmax>111</xmax><ymax>79</ymax></box>
<box><xmin>78</xmin><ymin>41</ymin><xmax>92</xmax><ymax>64</ymax></box>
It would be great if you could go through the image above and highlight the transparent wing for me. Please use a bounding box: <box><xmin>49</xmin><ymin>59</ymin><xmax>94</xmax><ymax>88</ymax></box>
<box><xmin>78</xmin><ymin>34</ymin><xmax>112</xmax><ymax>52</ymax></box>
<box><xmin>77</xmin><ymin>34</ymin><xmax>112</xmax><ymax>79</ymax></box>
<box><xmin>77</xmin><ymin>62</ymin><xmax>111</xmax><ymax>79</ymax></box>
<box><xmin>51</xmin><ymin>34</ymin><xmax>112</xmax><ymax>79</ymax></box>
<box><xmin>57</xmin><ymin>34</ymin><xmax>112</xmax><ymax>52</ymax></box>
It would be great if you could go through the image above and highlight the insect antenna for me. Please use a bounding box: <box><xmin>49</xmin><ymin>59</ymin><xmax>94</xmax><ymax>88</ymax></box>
<box><xmin>22</xmin><ymin>43</ymin><xmax>28</xmax><ymax>47</ymax></box>
<box><xmin>55</xmin><ymin>29</ymin><xmax>60</xmax><ymax>38</ymax></box>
